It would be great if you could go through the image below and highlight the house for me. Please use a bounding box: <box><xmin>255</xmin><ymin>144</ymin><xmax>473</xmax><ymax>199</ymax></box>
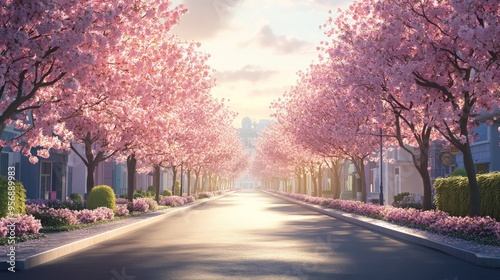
<box><xmin>454</xmin><ymin>119</ymin><xmax>500</xmax><ymax>173</ymax></box>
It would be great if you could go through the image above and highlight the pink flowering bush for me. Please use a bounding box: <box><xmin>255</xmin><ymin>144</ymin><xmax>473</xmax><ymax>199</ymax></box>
<box><xmin>429</xmin><ymin>216</ymin><xmax>498</xmax><ymax>237</ymax></box>
<box><xmin>0</xmin><ymin>215</ymin><xmax>42</xmax><ymax>237</ymax></box>
<box><xmin>183</xmin><ymin>195</ymin><xmax>196</xmax><ymax>203</ymax></box>
<box><xmin>198</xmin><ymin>192</ymin><xmax>214</xmax><ymax>199</ymax></box>
<box><xmin>77</xmin><ymin>207</ymin><xmax>115</xmax><ymax>224</ymax></box>
<box><xmin>77</xmin><ymin>209</ymin><xmax>98</xmax><ymax>224</ymax></box>
<box><xmin>142</xmin><ymin>197</ymin><xmax>158</xmax><ymax>211</ymax></box>
<box><xmin>26</xmin><ymin>204</ymin><xmax>79</xmax><ymax>227</ymax></box>
<box><xmin>26</xmin><ymin>203</ymin><xmax>116</xmax><ymax>227</ymax></box>
<box><xmin>133</xmin><ymin>198</ymin><xmax>150</xmax><ymax>212</ymax></box>
<box><xmin>116</xmin><ymin>198</ymin><xmax>129</xmax><ymax>205</ymax></box>
<box><xmin>159</xmin><ymin>196</ymin><xmax>186</xmax><ymax>207</ymax></box>
<box><xmin>272</xmin><ymin>190</ymin><xmax>500</xmax><ymax>242</ymax></box>
<box><xmin>116</xmin><ymin>204</ymin><xmax>129</xmax><ymax>216</ymax></box>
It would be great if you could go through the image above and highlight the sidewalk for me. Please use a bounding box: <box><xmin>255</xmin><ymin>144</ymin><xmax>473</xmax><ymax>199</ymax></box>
<box><xmin>262</xmin><ymin>190</ymin><xmax>500</xmax><ymax>268</ymax></box>
<box><xmin>1</xmin><ymin>191</ymin><xmax>236</xmax><ymax>270</ymax></box>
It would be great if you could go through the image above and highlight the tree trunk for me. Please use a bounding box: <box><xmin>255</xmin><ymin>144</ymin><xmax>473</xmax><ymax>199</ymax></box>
<box><xmin>462</xmin><ymin>145</ymin><xmax>481</xmax><ymax>216</ymax></box>
<box><xmin>317</xmin><ymin>165</ymin><xmax>323</xmax><ymax>197</ymax></box>
<box><xmin>180</xmin><ymin>164</ymin><xmax>184</xmax><ymax>195</ymax></box>
<box><xmin>302</xmin><ymin>169</ymin><xmax>307</xmax><ymax>195</ymax></box>
<box><xmin>311</xmin><ymin>170</ymin><xmax>318</xmax><ymax>197</ymax></box>
<box><xmin>351</xmin><ymin>157</ymin><xmax>367</xmax><ymax>202</ymax></box>
<box><xmin>153</xmin><ymin>165</ymin><xmax>161</xmax><ymax>202</ymax></box>
<box><xmin>171</xmin><ymin>166</ymin><xmax>177</xmax><ymax>195</ymax></box>
<box><xmin>86</xmin><ymin>163</ymin><xmax>96</xmax><ymax>195</ymax></box>
<box><xmin>127</xmin><ymin>154</ymin><xmax>137</xmax><ymax>203</ymax></box>
<box><xmin>294</xmin><ymin>174</ymin><xmax>299</xmax><ymax>193</ymax></box>
<box><xmin>394</xmin><ymin>115</ymin><xmax>434</xmax><ymax>210</ymax></box>
<box><xmin>187</xmin><ymin>169</ymin><xmax>191</xmax><ymax>196</ymax></box>
<box><xmin>194</xmin><ymin>168</ymin><xmax>201</xmax><ymax>194</ymax></box>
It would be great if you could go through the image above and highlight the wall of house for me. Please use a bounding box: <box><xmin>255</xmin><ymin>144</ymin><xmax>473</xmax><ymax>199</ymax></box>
<box><xmin>455</xmin><ymin>123</ymin><xmax>500</xmax><ymax>173</ymax></box>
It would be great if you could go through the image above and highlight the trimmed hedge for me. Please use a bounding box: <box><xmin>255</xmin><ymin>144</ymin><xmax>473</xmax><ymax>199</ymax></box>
<box><xmin>162</xmin><ymin>189</ymin><xmax>172</xmax><ymax>197</ymax></box>
<box><xmin>450</xmin><ymin>167</ymin><xmax>467</xmax><ymax>177</ymax></box>
<box><xmin>435</xmin><ymin>172</ymin><xmax>500</xmax><ymax>220</ymax></box>
<box><xmin>86</xmin><ymin>185</ymin><xmax>116</xmax><ymax>211</ymax></box>
<box><xmin>0</xmin><ymin>176</ymin><xmax>26</xmax><ymax>218</ymax></box>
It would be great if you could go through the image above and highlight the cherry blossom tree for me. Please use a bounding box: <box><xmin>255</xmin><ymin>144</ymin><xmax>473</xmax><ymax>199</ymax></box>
<box><xmin>272</xmin><ymin>63</ymin><xmax>381</xmax><ymax>202</ymax></box>
<box><xmin>321</xmin><ymin>0</ymin><xmax>499</xmax><ymax>215</ymax></box>
<box><xmin>0</xmin><ymin>0</ymin><xmax>136</xmax><ymax>157</ymax></box>
<box><xmin>319</xmin><ymin>0</ymin><xmax>444</xmax><ymax>210</ymax></box>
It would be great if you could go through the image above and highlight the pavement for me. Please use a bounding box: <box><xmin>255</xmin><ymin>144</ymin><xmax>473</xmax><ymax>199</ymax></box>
<box><xmin>1</xmin><ymin>189</ymin><xmax>499</xmax><ymax>276</ymax></box>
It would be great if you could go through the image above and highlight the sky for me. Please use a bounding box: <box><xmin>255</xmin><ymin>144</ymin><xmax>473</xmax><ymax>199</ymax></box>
<box><xmin>171</xmin><ymin>0</ymin><xmax>354</xmax><ymax>128</ymax></box>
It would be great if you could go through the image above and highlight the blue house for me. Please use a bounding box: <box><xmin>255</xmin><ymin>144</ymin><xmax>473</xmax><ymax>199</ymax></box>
<box><xmin>455</xmin><ymin>114</ymin><xmax>500</xmax><ymax>173</ymax></box>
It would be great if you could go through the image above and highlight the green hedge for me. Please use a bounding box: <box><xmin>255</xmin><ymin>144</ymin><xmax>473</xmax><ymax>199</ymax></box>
<box><xmin>162</xmin><ymin>189</ymin><xmax>172</xmax><ymax>197</ymax></box>
<box><xmin>86</xmin><ymin>185</ymin><xmax>116</xmax><ymax>211</ymax></box>
<box><xmin>434</xmin><ymin>172</ymin><xmax>500</xmax><ymax>220</ymax></box>
<box><xmin>0</xmin><ymin>176</ymin><xmax>26</xmax><ymax>218</ymax></box>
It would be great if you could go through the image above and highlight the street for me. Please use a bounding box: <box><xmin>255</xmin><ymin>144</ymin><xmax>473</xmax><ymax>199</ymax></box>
<box><xmin>6</xmin><ymin>190</ymin><xmax>500</xmax><ymax>280</ymax></box>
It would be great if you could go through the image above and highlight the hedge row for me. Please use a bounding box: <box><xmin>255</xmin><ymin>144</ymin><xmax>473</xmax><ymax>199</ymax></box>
<box><xmin>434</xmin><ymin>172</ymin><xmax>500</xmax><ymax>220</ymax></box>
<box><xmin>0</xmin><ymin>176</ymin><xmax>26</xmax><ymax>218</ymax></box>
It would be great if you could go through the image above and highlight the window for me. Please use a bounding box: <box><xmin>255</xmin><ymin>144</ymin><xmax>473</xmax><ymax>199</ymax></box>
<box><xmin>40</xmin><ymin>162</ymin><xmax>52</xmax><ymax>199</ymax></box>
<box><xmin>370</xmin><ymin>170</ymin><xmax>375</xmax><ymax>193</ymax></box>
<box><xmin>476</xmin><ymin>163</ymin><xmax>490</xmax><ymax>174</ymax></box>
<box><xmin>0</xmin><ymin>153</ymin><xmax>9</xmax><ymax>177</ymax></box>
<box><xmin>68</xmin><ymin>166</ymin><xmax>73</xmax><ymax>195</ymax></box>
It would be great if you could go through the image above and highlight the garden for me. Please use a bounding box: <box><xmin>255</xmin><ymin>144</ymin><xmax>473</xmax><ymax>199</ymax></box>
<box><xmin>267</xmin><ymin>190</ymin><xmax>500</xmax><ymax>247</ymax></box>
<box><xmin>0</xmin><ymin>182</ymin><xmax>224</xmax><ymax>246</ymax></box>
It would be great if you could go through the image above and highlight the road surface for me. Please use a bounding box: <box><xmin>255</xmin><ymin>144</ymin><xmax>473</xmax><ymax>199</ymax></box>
<box><xmin>5</xmin><ymin>190</ymin><xmax>500</xmax><ymax>279</ymax></box>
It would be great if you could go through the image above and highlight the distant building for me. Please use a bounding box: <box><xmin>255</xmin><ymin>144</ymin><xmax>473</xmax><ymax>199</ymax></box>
<box><xmin>236</xmin><ymin>117</ymin><xmax>271</xmax><ymax>188</ymax></box>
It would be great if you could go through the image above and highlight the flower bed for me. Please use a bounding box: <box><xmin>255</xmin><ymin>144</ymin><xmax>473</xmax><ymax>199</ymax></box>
<box><xmin>26</xmin><ymin>203</ymin><xmax>115</xmax><ymax>228</ymax></box>
<box><xmin>0</xmin><ymin>214</ymin><xmax>42</xmax><ymax>238</ymax></box>
<box><xmin>271</xmin><ymin>190</ymin><xmax>500</xmax><ymax>243</ymax></box>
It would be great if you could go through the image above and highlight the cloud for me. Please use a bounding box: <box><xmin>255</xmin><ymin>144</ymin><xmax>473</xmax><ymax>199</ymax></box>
<box><xmin>310</xmin><ymin>0</ymin><xmax>353</xmax><ymax>9</ymax></box>
<box><xmin>254</xmin><ymin>25</ymin><xmax>311</xmax><ymax>54</ymax></box>
<box><xmin>216</xmin><ymin>65</ymin><xmax>278</xmax><ymax>83</ymax></box>
<box><xmin>247</xmin><ymin>86</ymin><xmax>290</xmax><ymax>97</ymax></box>
<box><xmin>173</xmin><ymin>0</ymin><xmax>243</xmax><ymax>40</ymax></box>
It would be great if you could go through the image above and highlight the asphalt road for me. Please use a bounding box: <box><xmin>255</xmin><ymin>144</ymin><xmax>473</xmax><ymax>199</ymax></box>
<box><xmin>4</xmin><ymin>190</ymin><xmax>500</xmax><ymax>280</ymax></box>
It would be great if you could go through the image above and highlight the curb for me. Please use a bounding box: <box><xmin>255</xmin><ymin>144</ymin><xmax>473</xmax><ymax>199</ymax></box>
<box><xmin>262</xmin><ymin>190</ymin><xmax>500</xmax><ymax>268</ymax></box>
<box><xmin>5</xmin><ymin>191</ymin><xmax>236</xmax><ymax>270</ymax></box>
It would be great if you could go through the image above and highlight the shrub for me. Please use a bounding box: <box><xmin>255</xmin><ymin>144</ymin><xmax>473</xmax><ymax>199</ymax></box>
<box><xmin>116</xmin><ymin>204</ymin><xmax>129</xmax><ymax>216</ymax></box>
<box><xmin>162</xmin><ymin>189</ymin><xmax>172</xmax><ymax>197</ymax></box>
<box><xmin>77</xmin><ymin>207</ymin><xmax>114</xmax><ymax>224</ymax></box>
<box><xmin>184</xmin><ymin>195</ymin><xmax>196</xmax><ymax>203</ymax></box>
<box><xmin>159</xmin><ymin>196</ymin><xmax>188</xmax><ymax>207</ymax></box>
<box><xmin>174</xmin><ymin>181</ymin><xmax>181</xmax><ymax>196</ymax></box>
<box><xmin>435</xmin><ymin>172</ymin><xmax>500</xmax><ymax>220</ymax></box>
<box><xmin>142</xmin><ymin>197</ymin><xmax>158</xmax><ymax>211</ymax></box>
<box><xmin>86</xmin><ymin>185</ymin><xmax>116</xmax><ymax>211</ymax></box>
<box><xmin>133</xmin><ymin>193</ymin><xmax>144</xmax><ymax>199</ymax></box>
<box><xmin>0</xmin><ymin>214</ymin><xmax>42</xmax><ymax>237</ymax></box>
<box><xmin>116</xmin><ymin>198</ymin><xmax>129</xmax><ymax>205</ymax></box>
<box><xmin>132</xmin><ymin>198</ymin><xmax>149</xmax><ymax>212</ymax></box>
<box><xmin>273</xmin><ymin>190</ymin><xmax>500</xmax><ymax>242</ymax></box>
<box><xmin>198</xmin><ymin>192</ymin><xmax>214</xmax><ymax>199</ymax></box>
<box><xmin>450</xmin><ymin>167</ymin><xmax>467</xmax><ymax>177</ymax></box>
<box><xmin>393</xmin><ymin>192</ymin><xmax>422</xmax><ymax>209</ymax></box>
<box><xmin>0</xmin><ymin>176</ymin><xmax>26</xmax><ymax>218</ymax></box>
<box><xmin>26</xmin><ymin>204</ymin><xmax>79</xmax><ymax>227</ymax></box>
<box><xmin>69</xmin><ymin>193</ymin><xmax>83</xmax><ymax>203</ymax></box>
<box><xmin>62</xmin><ymin>196</ymin><xmax>84</xmax><ymax>211</ymax></box>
